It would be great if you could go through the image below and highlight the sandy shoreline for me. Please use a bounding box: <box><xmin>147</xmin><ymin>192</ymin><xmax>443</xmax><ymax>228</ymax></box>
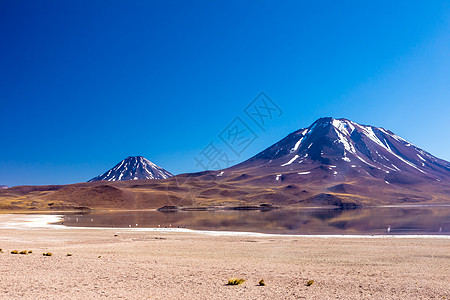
<box><xmin>0</xmin><ymin>215</ymin><xmax>449</xmax><ymax>299</ymax></box>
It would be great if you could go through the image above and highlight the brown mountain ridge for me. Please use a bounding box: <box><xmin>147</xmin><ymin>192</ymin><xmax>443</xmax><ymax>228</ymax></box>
<box><xmin>1</xmin><ymin>117</ymin><xmax>449</xmax><ymax>210</ymax></box>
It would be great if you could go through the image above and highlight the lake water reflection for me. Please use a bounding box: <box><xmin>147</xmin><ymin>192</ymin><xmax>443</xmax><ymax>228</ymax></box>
<box><xmin>60</xmin><ymin>206</ymin><xmax>450</xmax><ymax>235</ymax></box>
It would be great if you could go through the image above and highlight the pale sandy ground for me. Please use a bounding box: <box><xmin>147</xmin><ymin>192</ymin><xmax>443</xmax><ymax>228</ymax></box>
<box><xmin>0</xmin><ymin>215</ymin><xmax>449</xmax><ymax>299</ymax></box>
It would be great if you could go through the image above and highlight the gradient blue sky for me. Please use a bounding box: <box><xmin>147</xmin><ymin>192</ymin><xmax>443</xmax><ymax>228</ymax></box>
<box><xmin>1</xmin><ymin>1</ymin><xmax>449</xmax><ymax>186</ymax></box>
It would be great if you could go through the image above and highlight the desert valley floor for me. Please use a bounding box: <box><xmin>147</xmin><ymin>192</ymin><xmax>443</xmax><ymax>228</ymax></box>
<box><xmin>0</xmin><ymin>214</ymin><xmax>448</xmax><ymax>299</ymax></box>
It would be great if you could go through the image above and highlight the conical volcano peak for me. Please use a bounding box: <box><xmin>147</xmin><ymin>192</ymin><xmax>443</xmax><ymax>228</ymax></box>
<box><xmin>124</xmin><ymin>156</ymin><xmax>153</xmax><ymax>165</ymax></box>
<box><xmin>230</xmin><ymin>117</ymin><xmax>450</xmax><ymax>182</ymax></box>
<box><xmin>308</xmin><ymin>117</ymin><xmax>357</xmax><ymax>132</ymax></box>
<box><xmin>124</xmin><ymin>155</ymin><xmax>145</xmax><ymax>160</ymax></box>
<box><xmin>88</xmin><ymin>156</ymin><xmax>173</xmax><ymax>182</ymax></box>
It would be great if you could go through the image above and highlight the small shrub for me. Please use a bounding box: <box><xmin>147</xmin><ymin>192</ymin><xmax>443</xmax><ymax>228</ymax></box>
<box><xmin>227</xmin><ymin>278</ymin><xmax>245</xmax><ymax>286</ymax></box>
<box><xmin>67</xmin><ymin>253</ymin><xmax>73</xmax><ymax>256</ymax></box>
<box><xmin>0</xmin><ymin>248</ymin><xmax>3</xmax><ymax>253</ymax></box>
<box><xmin>42</xmin><ymin>252</ymin><xmax>52</xmax><ymax>256</ymax></box>
<box><xmin>258</xmin><ymin>279</ymin><xmax>266</xmax><ymax>286</ymax></box>
<box><xmin>27</xmin><ymin>250</ymin><xmax>33</xmax><ymax>254</ymax></box>
<box><xmin>98</xmin><ymin>255</ymin><xmax>101</xmax><ymax>258</ymax></box>
<box><xmin>306</xmin><ymin>280</ymin><xmax>314</xmax><ymax>286</ymax></box>
<box><xmin>11</xmin><ymin>250</ymin><xmax>19</xmax><ymax>254</ymax></box>
<box><xmin>19</xmin><ymin>250</ymin><xmax>28</xmax><ymax>255</ymax></box>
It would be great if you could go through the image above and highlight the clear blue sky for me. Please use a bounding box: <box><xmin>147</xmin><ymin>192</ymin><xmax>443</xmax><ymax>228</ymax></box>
<box><xmin>1</xmin><ymin>1</ymin><xmax>449</xmax><ymax>186</ymax></box>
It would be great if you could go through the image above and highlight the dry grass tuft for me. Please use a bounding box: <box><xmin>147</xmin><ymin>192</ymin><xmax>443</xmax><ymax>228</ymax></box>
<box><xmin>227</xmin><ymin>278</ymin><xmax>246</xmax><ymax>286</ymax></box>
<box><xmin>258</xmin><ymin>279</ymin><xmax>266</xmax><ymax>286</ymax></box>
<box><xmin>66</xmin><ymin>253</ymin><xmax>73</xmax><ymax>256</ymax></box>
<box><xmin>306</xmin><ymin>280</ymin><xmax>315</xmax><ymax>286</ymax></box>
<box><xmin>11</xmin><ymin>250</ymin><xmax>19</xmax><ymax>254</ymax></box>
<box><xmin>42</xmin><ymin>252</ymin><xmax>52</xmax><ymax>256</ymax></box>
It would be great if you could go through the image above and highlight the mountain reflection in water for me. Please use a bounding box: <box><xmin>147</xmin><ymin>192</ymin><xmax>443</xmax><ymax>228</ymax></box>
<box><xmin>59</xmin><ymin>206</ymin><xmax>450</xmax><ymax>235</ymax></box>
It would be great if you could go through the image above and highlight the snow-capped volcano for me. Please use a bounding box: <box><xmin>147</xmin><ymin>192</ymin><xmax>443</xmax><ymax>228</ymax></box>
<box><xmin>0</xmin><ymin>185</ymin><xmax>8</xmax><ymax>189</ymax></box>
<box><xmin>88</xmin><ymin>156</ymin><xmax>173</xmax><ymax>182</ymax></box>
<box><xmin>228</xmin><ymin>117</ymin><xmax>450</xmax><ymax>185</ymax></box>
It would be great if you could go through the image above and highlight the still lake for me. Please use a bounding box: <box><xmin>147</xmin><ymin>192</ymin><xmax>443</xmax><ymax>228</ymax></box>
<box><xmin>59</xmin><ymin>206</ymin><xmax>450</xmax><ymax>235</ymax></box>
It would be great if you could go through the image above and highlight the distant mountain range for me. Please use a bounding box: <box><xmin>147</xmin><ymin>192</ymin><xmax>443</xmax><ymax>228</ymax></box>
<box><xmin>1</xmin><ymin>117</ymin><xmax>449</xmax><ymax>210</ymax></box>
<box><xmin>0</xmin><ymin>185</ymin><xmax>8</xmax><ymax>190</ymax></box>
<box><xmin>88</xmin><ymin>156</ymin><xmax>173</xmax><ymax>182</ymax></box>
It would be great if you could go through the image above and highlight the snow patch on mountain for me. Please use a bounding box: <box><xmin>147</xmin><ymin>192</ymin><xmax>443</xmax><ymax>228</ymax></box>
<box><xmin>281</xmin><ymin>154</ymin><xmax>300</xmax><ymax>166</ymax></box>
